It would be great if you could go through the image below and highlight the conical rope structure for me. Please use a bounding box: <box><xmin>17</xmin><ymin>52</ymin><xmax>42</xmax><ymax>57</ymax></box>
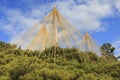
<box><xmin>16</xmin><ymin>6</ymin><xmax>82</xmax><ymax>52</ymax></box>
<box><xmin>12</xmin><ymin>7</ymin><xmax>101</xmax><ymax>57</ymax></box>
<box><xmin>79</xmin><ymin>32</ymin><xmax>100</xmax><ymax>56</ymax></box>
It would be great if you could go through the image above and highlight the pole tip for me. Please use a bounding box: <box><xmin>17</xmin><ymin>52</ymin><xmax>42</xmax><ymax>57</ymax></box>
<box><xmin>53</xmin><ymin>5</ymin><xmax>57</xmax><ymax>10</ymax></box>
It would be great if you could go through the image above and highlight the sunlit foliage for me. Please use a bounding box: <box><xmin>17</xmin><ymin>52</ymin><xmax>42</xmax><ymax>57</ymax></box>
<box><xmin>0</xmin><ymin>41</ymin><xmax>120</xmax><ymax>80</ymax></box>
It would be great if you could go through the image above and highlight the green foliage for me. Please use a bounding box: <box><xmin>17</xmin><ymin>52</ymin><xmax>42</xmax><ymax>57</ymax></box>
<box><xmin>0</xmin><ymin>41</ymin><xmax>120</xmax><ymax>80</ymax></box>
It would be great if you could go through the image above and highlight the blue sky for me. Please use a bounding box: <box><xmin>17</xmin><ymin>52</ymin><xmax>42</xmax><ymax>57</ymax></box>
<box><xmin>0</xmin><ymin>0</ymin><xmax>120</xmax><ymax>57</ymax></box>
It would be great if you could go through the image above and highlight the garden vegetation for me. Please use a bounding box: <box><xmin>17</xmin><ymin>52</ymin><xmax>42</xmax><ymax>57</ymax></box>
<box><xmin>0</xmin><ymin>41</ymin><xmax>120</xmax><ymax>80</ymax></box>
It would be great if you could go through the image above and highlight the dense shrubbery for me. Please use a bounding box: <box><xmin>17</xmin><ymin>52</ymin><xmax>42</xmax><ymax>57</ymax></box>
<box><xmin>0</xmin><ymin>41</ymin><xmax>120</xmax><ymax>80</ymax></box>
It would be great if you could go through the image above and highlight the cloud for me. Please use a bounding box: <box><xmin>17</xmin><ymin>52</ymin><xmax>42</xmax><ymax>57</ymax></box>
<box><xmin>55</xmin><ymin>0</ymin><xmax>113</xmax><ymax>32</ymax></box>
<box><xmin>0</xmin><ymin>0</ymin><xmax>120</xmax><ymax>44</ymax></box>
<box><xmin>0</xmin><ymin>8</ymin><xmax>40</xmax><ymax>39</ymax></box>
<box><xmin>115</xmin><ymin>0</ymin><xmax>120</xmax><ymax>12</ymax></box>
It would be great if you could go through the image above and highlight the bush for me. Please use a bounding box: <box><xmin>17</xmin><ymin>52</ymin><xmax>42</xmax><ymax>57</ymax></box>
<box><xmin>0</xmin><ymin>41</ymin><xmax>120</xmax><ymax>80</ymax></box>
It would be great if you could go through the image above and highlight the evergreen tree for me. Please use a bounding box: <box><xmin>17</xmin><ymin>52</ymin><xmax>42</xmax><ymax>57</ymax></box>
<box><xmin>100</xmin><ymin>43</ymin><xmax>116</xmax><ymax>60</ymax></box>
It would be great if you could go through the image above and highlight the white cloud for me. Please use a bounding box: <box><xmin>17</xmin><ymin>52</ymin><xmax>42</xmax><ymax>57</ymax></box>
<box><xmin>0</xmin><ymin>0</ymin><xmax>120</xmax><ymax>45</ymax></box>
<box><xmin>115</xmin><ymin>0</ymin><xmax>120</xmax><ymax>12</ymax></box>
<box><xmin>55</xmin><ymin>0</ymin><xmax>113</xmax><ymax>32</ymax></box>
<box><xmin>0</xmin><ymin>8</ymin><xmax>39</xmax><ymax>39</ymax></box>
